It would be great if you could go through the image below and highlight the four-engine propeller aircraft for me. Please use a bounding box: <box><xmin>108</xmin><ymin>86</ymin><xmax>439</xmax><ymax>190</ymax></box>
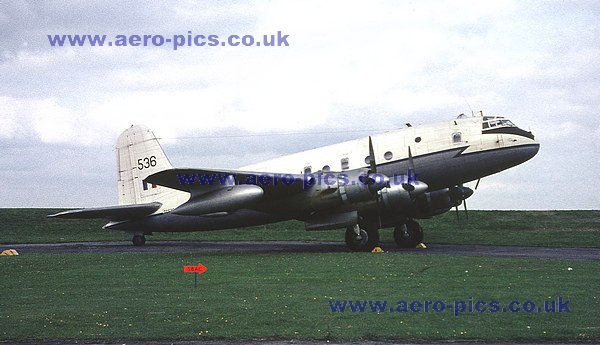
<box><xmin>49</xmin><ymin>113</ymin><xmax>539</xmax><ymax>251</ymax></box>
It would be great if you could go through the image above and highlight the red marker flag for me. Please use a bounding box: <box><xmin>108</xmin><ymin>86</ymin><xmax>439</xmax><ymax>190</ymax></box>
<box><xmin>184</xmin><ymin>263</ymin><xmax>208</xmax><ymax>274</ymax></box>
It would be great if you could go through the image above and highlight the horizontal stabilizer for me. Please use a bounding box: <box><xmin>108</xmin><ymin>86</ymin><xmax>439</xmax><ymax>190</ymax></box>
<box><xmin>47</xmin><ymin>202</ymin><xmax>162</xmax><ymax>221</ymax></box>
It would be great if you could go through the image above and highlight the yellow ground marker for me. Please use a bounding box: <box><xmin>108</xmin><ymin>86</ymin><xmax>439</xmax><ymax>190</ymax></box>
<box><xmin>371</xmin><ymin>246</ymin><xmax>384</xmax><ymax>253</ymax></box>
<box><xmin>415</xmin><ymin>243</ymin><xmax>427</xmax><ymax>249</ymax></box>
<box><xmin>1</xmin><ymin>249</ymin><xmax>19</xmax><ymax>256</ymax></box>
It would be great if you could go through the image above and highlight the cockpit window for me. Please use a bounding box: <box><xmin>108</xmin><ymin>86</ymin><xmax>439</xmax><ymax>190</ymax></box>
<box><xmin>482</xmin><ymin>116</ymin><xmax>517</xmax><ymax>130</ymax></box>
<box><xmin>480</xmin><ymin>116</ymin><xmax>534</xmax><ymax>139</ymax></box>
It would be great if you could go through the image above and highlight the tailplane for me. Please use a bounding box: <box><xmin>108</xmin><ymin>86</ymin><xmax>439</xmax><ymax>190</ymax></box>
<box><xmin>116</xmin><ymin>125</ymin><xmax>182</xmax><ymax>206</ymax></box>
<box><xmin>49</xmin><ymin>125</ymin><xmax>185</xmax><ymax>221</ymax></box>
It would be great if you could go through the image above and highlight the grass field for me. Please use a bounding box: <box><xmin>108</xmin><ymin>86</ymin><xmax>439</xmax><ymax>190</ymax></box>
<box><xmin>1</xmin><ymin>209</ymin><xmax>599</xmax><ymax>247</ymax></box>
<box><xmin>1</xmin><ymin>251</ymin><xmax>598</xmax><ymax>341</ymax></box>
<box><xmin>0</xmin><ymin>209</ymin><xmax>599</xmax><ymax>341</ymax></box>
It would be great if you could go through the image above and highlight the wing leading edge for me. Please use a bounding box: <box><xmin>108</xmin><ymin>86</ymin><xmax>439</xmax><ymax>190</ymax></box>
<box><xmin>146</xmin><ymin>168</ymin><xmax>311</xmax><ymax>196</ymax></box>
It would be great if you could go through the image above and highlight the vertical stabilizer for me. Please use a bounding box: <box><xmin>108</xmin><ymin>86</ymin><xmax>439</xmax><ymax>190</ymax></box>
<box><xmin>116</xmin><ymin>125</ymin><xmax>182</xmax><ymax>206</ymax></box>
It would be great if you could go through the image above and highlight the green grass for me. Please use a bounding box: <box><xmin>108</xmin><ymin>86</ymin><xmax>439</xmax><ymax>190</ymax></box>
<box><xmin>1</xmin><ymin>209</ymin><xmax>599</xmax><ymax>247</ymax></box>
<box><xmin>1</xmin><ymin>209</ymin><xmax>598</xmax><ymax>341</ymax></box>
<box><xmin>1</xmin><ymin>251</ymin><xmax>598</xmax><ymax>341</ymax></box>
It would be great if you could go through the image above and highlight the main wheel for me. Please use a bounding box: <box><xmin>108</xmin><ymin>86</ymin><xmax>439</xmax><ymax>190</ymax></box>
<box><xmin>345</xmin><ymin>225</ymin><xmax>379</xmax><ymax>252</ymax></box>
<box><xmin>393</xmin><ymin>220</ymin><xmax>423</xmax><ymax>248</ymax></box>
<box><xmin>132</xmin><ymin>235</ymin><xmax>146</xmax><ymax>246</ymax></box>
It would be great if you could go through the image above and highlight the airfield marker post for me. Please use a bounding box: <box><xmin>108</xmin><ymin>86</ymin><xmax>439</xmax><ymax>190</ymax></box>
<box><xmin>183</xmin><ymin>263</ymin><xmax>208</xmax><ymax>288</ymax></box>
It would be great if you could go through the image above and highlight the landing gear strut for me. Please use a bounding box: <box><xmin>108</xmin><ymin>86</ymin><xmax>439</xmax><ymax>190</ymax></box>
<box><xmin>345</xmin><ymin>223</ymin><xmax>379</xmax><ymax>252</ymax></box>
<box><xmin>393</xmin><ymin>219</ymin><xmax>423</xmax><ymax>248</ymax></box>
<box><xmin>132</xmin><ymin>235</ymin><xmax>146</xmax><ymax>246</ymax></box>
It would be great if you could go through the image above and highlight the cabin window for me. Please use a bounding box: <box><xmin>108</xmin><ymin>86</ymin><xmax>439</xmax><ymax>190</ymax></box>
<box><xmin>304</xmin><ymin>166</ymin><xmax>312</xmax><ymax>174</ymax></box>
<box><xmin>482</xmin><ymin>122</ymin><xmax>489</xmax><ymax>129</ymax></box>
<box><xmin>341</xmin><ymin>157</ymin><xmax>349</xmax><ymax>170</ymax></box>
<box><xmin>364</xmin><ymin>156</ymin><xmax>371</xmax><ymax>164</ymax></box>
<box><xmin>452</xmin><ymin>132</ymin><xmax>462</xmax><ymax>143</ymax></box>
<box><xmin>322</xmin><ymin>165</ymin><xmax>331</xmax><ymax>172</ymax></box>
<box><xmin>384</xmin><ymin>151</ymin><xmax>393</xmax><ymax>160</ymax></box>
<box><xmin>415</xmin><ymin>137</ymin><xmax>422</xmax><ymax>143</ymax></box>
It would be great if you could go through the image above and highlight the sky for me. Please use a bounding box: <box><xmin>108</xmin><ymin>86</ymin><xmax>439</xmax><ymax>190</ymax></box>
<box><xmin>1</xmin><ymin>0</ymin><xmax>599</xmax><ymax>210</ymax></box>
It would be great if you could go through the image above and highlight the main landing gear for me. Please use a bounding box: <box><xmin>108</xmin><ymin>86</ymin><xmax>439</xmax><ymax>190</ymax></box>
<box><xmin>345</xmin><ymin>219</ymin><xmax>424</xmax><ymax>251</ymax></box>
<box><xmin>393</xmin><ymin>219</ymin><xmax>423</xmax><ymax>248</ymax></box>
<box><xmin>345</xmin><ymin>223</ymin><xmax>379</xmax><ymax>252</ymax></box>
<box><xmin>132</xmin><ymin>234</ymin><xmax>146</xmax><ymax>246</ymax></box>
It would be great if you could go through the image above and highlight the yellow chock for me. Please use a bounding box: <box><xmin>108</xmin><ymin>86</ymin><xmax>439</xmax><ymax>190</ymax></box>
<box><xmin>371</xmin><ymin>246</ymin><xmax>384</xmax><ymax>253</ymax></box>
<box><xmin>1</xmin><ymin>249</ymin><xmax>19</xmax><ymax>256</ymax></box>
<box><xmin>415</xmin><ymin>243</ymin><xmax>427</xmax><ymax>249</ymax></box>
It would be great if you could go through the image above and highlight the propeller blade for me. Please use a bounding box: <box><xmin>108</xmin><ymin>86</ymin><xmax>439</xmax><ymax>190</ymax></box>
<box><xmin>463</xmin><ymin>199</ymin><xmax>469</xmax><ymax>220</ymax></box>
<box><xmin>368</xmin><ymin>136</ymin><xmax>377</xmax><ymax>173</ymax></box>
<box><xmin>368</xmin><ymin>136</ymin><xmax>383</xmax><ymax>228</ymax></box>
<box><xmin>475</xmin><ymin>178</ymin><xmax>481</xmax><ymax>190</ymax></box>
<box><xmin>454</xmin><ymin>205</ymin><xmax>460</xmax><ymax>221</ymax></box>
<box><xmin>408</xmin><ymin>146</ymin><xmax>415</xmax><ymax>172</ymax></box>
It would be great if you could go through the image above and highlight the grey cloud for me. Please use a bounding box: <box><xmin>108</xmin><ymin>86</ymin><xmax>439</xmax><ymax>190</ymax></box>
<box><xmin>1</xmin><ymin>1</ymin><xmax>599</xmax><ymax>209</ymax></box>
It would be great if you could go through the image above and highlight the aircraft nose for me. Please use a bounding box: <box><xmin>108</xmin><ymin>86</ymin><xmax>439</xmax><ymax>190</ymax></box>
<box><xmin>521</xmin><ymin>141</ymin><xmax>540</xmax><ymax>162</ymax></box>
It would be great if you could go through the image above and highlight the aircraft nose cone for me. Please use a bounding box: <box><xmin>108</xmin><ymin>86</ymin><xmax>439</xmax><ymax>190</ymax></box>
<box><xmin>524</xmin><ymin>142</ymin><xmax>540</xmax><ymax>160</ymax></box>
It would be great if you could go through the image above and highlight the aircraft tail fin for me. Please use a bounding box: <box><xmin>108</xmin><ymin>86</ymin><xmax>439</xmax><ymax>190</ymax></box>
<box><xmin>116</xmin><ymin>125</ymin><xmax>181</xmax><ymax>205</ymax></box>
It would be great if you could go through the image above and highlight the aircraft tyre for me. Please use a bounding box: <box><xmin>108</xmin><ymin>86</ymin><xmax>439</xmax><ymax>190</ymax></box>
<box><xmin>132</xmin><ymin>235</ymin><xmax>146</xmax><ymax>246</ymax></box>
<box><xmin>345</xmin><ymin>225</ymin><xmax>379</xmax><ymax>252</ymax></box>
<box><xmin>393</xmin><ymin>220</ymin><xmax>423</xmax><ymax>248</ymax></box>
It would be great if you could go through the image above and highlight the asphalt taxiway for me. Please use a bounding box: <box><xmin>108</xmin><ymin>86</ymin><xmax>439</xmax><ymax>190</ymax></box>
<box><xmin>4</xmin><ymin>240</ymin><xmax>600</xmax><ymax>260</ymax></box>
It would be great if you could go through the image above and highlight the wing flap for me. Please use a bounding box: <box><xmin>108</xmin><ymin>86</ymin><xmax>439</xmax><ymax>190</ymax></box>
<box><xmin>47</xmin><ymin>202</ymin><xmax>162</xmax><ymax>221</ymax></box>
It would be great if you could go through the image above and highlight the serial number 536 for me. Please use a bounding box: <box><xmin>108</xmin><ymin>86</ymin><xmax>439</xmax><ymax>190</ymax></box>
<box><xmin>137</xmin><ymin>156</ymin><xmax>157</xmax><ymax>170</ymax></box>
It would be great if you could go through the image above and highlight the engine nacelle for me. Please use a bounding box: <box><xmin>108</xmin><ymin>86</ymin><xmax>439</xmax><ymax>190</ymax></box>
<box><xmin>291</xmin><ymin>169</ymin><xmax>388</xmax><ymax>213</ymax></box>
<box><xmin>336</xmin><ymin>169</ymin><xmax>378</xmax><ymax>204</ymax></box>
<box><xmin>173</xmin><ymin>184</ymin><xmax>264</xmax><ymax>216</ymax></box>
<box><xmin>377</xmin><ymin>180</ymin><xmax>428</xmax><ymax>209</ymax></box>
<box><xmin>413</xmin><ymin>186</ymin><xmax>474</xmax><ymax>218</ymax></box>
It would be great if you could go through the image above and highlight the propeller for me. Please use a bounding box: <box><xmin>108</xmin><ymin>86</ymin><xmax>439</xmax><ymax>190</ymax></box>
<box><xmin>407</xmin><ymin>146</ymin><xmax>415</xmax><ymax>171</ymax></box>
<box><xmin>366</xmin><ymin>136</ymin><xmax>389</xmax><ymax>193</ymax></box>
<box><xmin>368</xmin><ymin>136</ymin><xmax>384</xmax><ymax>228</ymax></box>
<box><xmin>458</xmin><ymin>178</ymin><xmax>481</xmax><ymax>221</ymax></box>
<box><xmin>368</xmin><ymin>136</ymin><xmax>377</xmax><ymax>173</ymax></box>
<box><xmin>458</xmin><ymin>178</ymin><xmax>481</xmax><ymax>220</ymax></box>
<box><xmin>451</xmin><ymin>184</ymin><xmax>474</xmax><ymax>221</ymax></box>
<box><xmin>402</xmin><ymin>146</ymin><xmax>417</xmax><ymax>192</ymax></box>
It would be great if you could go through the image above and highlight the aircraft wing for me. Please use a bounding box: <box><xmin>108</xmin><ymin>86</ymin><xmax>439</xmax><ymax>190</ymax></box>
<box><xmin>47</xmin><ymin>202</ymin><xmax>162</xmax><ymax>221</ymax></box>
<box><xmin>146</xmin><ymin>168</ymin><xmax>311</xmax><ymax>196</ymax></box>
<box><xmin>145</xmin><ymin>168</ymin><xmax>314</xmax><ymax>216</ymax></box>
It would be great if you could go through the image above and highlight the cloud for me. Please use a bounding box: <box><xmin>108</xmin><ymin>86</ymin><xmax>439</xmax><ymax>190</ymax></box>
<box><xmin>1</xmin><ymin>1</ymin><xmax>599</xmax><ymax>208</ymax></box>
<box><xmin>0</xmin><ymin>96</ymin><xmax>75</xmax><ymax>141</ymax></box>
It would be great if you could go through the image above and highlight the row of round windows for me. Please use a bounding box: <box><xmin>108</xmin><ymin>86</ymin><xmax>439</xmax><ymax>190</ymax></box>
<box><xmin>317</xmin><ymin>150</ymin><xmax>395</xmax><ymax>172</ymax></box>
<box><xmin>315</xmin><ymin>136</ymin><xmax>422</xmax><ymax>172</ymax></box>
